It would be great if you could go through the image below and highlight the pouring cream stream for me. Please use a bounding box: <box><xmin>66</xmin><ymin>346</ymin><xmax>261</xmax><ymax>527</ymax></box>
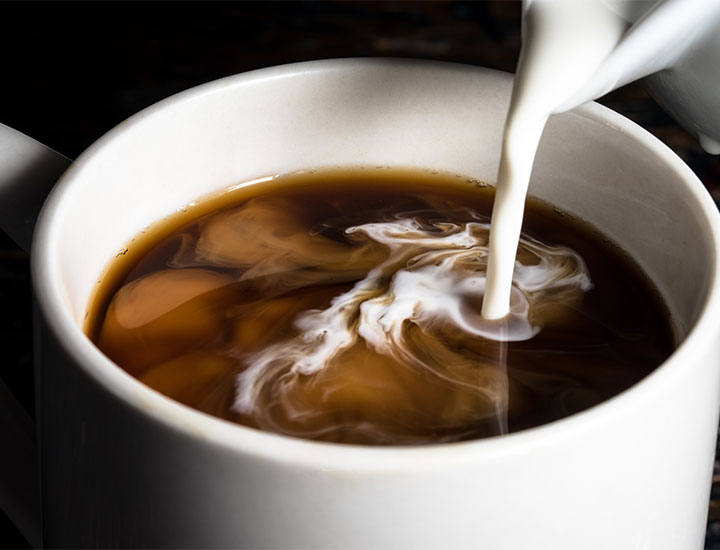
<box><xmin>483</xmin><ymin>0</ymin><xmax>720</xmax><ymax>318</ymax></box>
<box><xmin>482</xmin><ymin>0</ymin><xmax>626</xmax><ymax>319</ymax></box>
<box><xmin>230</xmin><ymin>2</ymin><xmax>630</xmax><ymax>415</ymax></box>
<box><xmin>224</xmin><ymin>0</ymin><xmax>720</xmax><ymax>418</ymax></box>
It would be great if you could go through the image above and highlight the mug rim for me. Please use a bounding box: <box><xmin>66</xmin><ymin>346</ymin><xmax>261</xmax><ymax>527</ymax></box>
<box><xmin>31</xmin><ymin>58</ymin><xmax>720</xmax><ymax>470</ymax></box>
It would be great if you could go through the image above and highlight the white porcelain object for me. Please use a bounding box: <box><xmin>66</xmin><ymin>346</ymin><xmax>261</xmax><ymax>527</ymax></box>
<box><xmin>1</xmin><ymin>59</ymin><xmax>719</xmax><ymax>549</ymax></box>
<box><xmin>525</xmin><ymin>0</ymin><xmax>720</xmax><ymax>153</ymax></box>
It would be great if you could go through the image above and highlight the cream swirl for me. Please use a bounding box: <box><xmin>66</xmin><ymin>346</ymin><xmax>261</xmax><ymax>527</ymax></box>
<box><xmin>233</xmin><ymin>215</ymin><xmax>592</xmax><ymax>415</ymax></box>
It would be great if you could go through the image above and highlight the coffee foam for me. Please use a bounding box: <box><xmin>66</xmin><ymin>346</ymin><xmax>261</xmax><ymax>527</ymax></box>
<box><xmin>232</xmin><ymin>210</ymin><xmax>593</xmax><ymax>424</ymax></box>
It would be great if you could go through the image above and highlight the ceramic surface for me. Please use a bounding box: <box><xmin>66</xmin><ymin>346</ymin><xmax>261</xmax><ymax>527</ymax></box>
<box><xmin>20</xmin><ymin>59</ymin><xmax>720</xmax><ymax>548</ymax></box>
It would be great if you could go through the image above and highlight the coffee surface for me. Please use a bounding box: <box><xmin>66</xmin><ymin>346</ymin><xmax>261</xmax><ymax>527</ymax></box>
<box><xmin>87</xmin><ymin>168</ymin><xmax>674</xmax><ymax>445</ymax></box>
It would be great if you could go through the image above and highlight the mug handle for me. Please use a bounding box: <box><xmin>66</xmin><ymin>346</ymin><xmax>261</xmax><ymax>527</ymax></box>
<box><xmin>0</xmin><ymin>123</ymin><xmax>71</xmax><ymax>548</ymax></box>
<box><xmin>0</xmin><ymin>123</ymin><xmax>71</xmax><ymax>250</ymax></box>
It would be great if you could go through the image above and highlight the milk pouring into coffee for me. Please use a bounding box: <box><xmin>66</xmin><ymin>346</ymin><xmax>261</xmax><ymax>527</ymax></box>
<box><xmin>2</xmin><ymin>0</ymin><xmax>716</xmax><ymax>449</ymax></box>
<box><xmin>483</xmin><ymin>0</ymin><xmax>625</xmax><ymax>319</ymax></box>
<box><xmin>86</xmin><ymin>0</ymin><xmax>720</xmax><ymax>444</ymax></box>
<box><xmin>228</xmin><ymin>0</ymin><xmax>720</xmax><ymax>436</ymax></box>
<box><xmin>237</xmin><ymin>0</ymin><xmax>708</xmax><ymax>428</ymax></box>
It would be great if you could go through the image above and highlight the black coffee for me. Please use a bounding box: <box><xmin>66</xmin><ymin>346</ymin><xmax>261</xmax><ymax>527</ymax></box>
<box><xmin>86</xmin><ymin>168</ymin><xmax>674</xmax><ymax>445</ymax></box>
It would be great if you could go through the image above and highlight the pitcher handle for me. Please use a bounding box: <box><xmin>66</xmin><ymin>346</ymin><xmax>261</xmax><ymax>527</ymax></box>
<box><xmin>0</xmin><ymin>123</ymin><xmax>71</xmax><ymax>548</ymax></box>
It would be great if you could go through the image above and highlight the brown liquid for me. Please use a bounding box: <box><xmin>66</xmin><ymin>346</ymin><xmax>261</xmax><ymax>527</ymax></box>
<box><xmin>86</xmin><ymin>168</ymin><xmax>675</xmax><ymax>445</ymax></box>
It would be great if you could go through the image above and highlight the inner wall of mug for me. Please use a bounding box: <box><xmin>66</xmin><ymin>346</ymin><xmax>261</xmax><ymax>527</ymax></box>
<box><xmin>48</xmin><ymin>60</ymin><xmax>712</xmax><ymax>344</ymax></box>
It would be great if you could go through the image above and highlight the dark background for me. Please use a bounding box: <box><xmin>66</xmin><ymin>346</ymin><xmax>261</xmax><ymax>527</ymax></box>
<box><xmin>1</xmin><ymin>1</ymin><xmax>719</xmax><ymax>548</ymax></box>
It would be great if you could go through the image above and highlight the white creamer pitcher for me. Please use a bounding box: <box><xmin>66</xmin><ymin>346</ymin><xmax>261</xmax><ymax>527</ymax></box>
<box><xmin>524</xmin><ymin>0</ymin><xmax>720</xmax><ymax>153</ymax></box>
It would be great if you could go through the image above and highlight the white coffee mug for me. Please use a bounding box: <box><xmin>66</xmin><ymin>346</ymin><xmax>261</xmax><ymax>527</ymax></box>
<box><xmin>1</xmin><ymin>59</ymin><xmax>719</xmax><ymax>549</ymax></box>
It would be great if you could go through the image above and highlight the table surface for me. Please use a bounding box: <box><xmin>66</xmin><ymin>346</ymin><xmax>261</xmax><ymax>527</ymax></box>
<box><xmin>1</xmin><ymin>2</ymin><xmax>719</xmax><ymax>548</ymax></box>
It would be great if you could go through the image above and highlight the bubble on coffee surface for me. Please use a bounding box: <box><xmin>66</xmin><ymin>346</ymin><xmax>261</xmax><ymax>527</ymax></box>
<box><xmin>90</xmin><ymin>171</ymin><xmax>673</xmax><ymax>445</ymax></box>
